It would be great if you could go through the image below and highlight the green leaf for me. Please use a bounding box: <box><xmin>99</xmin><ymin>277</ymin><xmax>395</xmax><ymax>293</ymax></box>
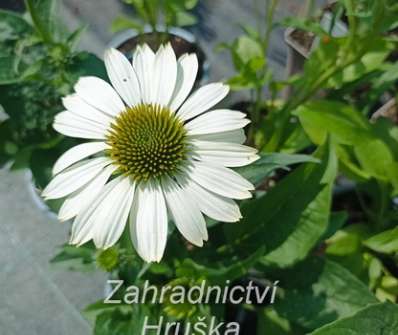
<box><xmin>273</xmin><ymin>258</ymin><xmax>378</xmax><ymax>330</ymax></box>
<box><xmin>50</xmin><ymin>243</ymin><xmax>96</xmax><ymax>272</ymax></box>
<box><xmin>236</xmin><ymin>152</ymin><xmax>320</xmax><ymax>187</ymax></box>
<box><xmin>294</xmin><ymin>100</ymin><xmax>371</xmax><ymax>145</ymax></box>
<box><xmin>66</xmin><ymin>25</ymin><xmax>87</xmax><ymax>50</ymax></box>
<box><xmin>84</xmin><ymin>301</ymin><xmax>132</xmax><ymax>324</ymax></box>
<box><xmin>25</xmin><ymin>0</ymin><xmax>56</xmax><ymax>43</ymax></box>
<box><xmin>111</xmin><ymin>16</ymin><xmax>144</xmax><ymax>33</ymax></box>
<box><xmin>322</xmin><ymin>211</ymin><xmax>348</xmax><ymax>240</ymax></box>
<box><xmin>0</xmin><ymin>56</ymin><xmax>21</xmax><ymax>84</ymax></box>
<box><xmin>183</xmin><ymin>0</ymin><xmax>198</xmax><ymax>10</ymax></box>
<box><xmin>235</xmin><ymin>35</ymin><xmax>263</xmax><ymax>65</ymax></box>
<box><xmin>328</xmin><ymin>39</ymin><xmax>392</xmax><ymax>88</ymax></box>
<box><xmin>10</xmin><ymin>147</ymin><xmax>33</xmax><ymax>170</ymax></box>
<box><xmin>176</xmin><ymin>246</ymin><xmax>266</xmax><ymax>284</ymax></box>
<box><xmin>67</xmin><ymin>52</ymin><xmax>107</xmax><ymax>81</ymax></box>
<box><xmin>364</xmin><ymin>227</ymin><xmax>398</xmax><ymax>254</ymax></box>
<box><xmin>258</xmin><ymin>308</ymin><xmax>304</xmax><ymax>335</ymax></box>
<box><xmin>325</xmin><ymin>224</ymin><xmax>371</xmax><ymax>278</ymax></box>
<box><xmin>310</xmin><ymin>302</ymin><xmax>398</xmax><ymax>335</ymax></box>
<box><xmin>225</xmin><ymin>142</ymin><xmax>337</xmax><ymax>268</ymax></box>
<box><xmin>91</xmin><ymin>304</ymin><xmax>152</xmax><ymax>335</ymax></box>
<box><xmin>0</xmin><ymin>9</ymin><xmax>32</xmax><ymax>40</ymax></box>
<box><xmin>174</xmin><ymin>10</ymin><xmax>197</xmax><ymax>27</ymax></box>
<box><xmin>295</xmin><ymin>100</ymin><xmax>398</xmax><ymax>191</ymax></box>
<box><xmin>281</xmin><ymin>17</ymin><xmax>325</xmax><ymax>35</ymax></box>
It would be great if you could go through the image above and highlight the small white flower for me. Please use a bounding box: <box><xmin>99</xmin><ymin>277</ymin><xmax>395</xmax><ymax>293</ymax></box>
<box><xmin>43</xmin><ymin>43</ymin><xmax>258</xmax><ymax>262</ymax></box>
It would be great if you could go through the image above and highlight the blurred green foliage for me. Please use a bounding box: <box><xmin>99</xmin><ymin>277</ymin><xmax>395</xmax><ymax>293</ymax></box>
<box><xmin>112</xmin><ymin>0</ymin><xmax>199</xmax><ymax>34</ymax></box>
<box><xmin>2</xmin><ymin>0</ymin><xmax>398</xmax><ymax>334</ymax></box>
<box><xmin>0</xmin><ymin>0</ymin><xmax>106</xmax><ymax>189</ymax></box>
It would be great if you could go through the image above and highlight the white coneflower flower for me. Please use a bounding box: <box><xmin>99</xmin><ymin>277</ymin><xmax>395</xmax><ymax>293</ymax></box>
<box><xmin>43</xmin><ymin>43</ymin><xmax>258</xmax><ymax>262</ymax></box>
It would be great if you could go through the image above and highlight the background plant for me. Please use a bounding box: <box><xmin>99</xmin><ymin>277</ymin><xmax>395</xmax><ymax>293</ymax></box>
<box><xmin>10</xmin><ymin>0</ymin><xmax>398</xmax><ymax>334</ymax></box>
<box><xmin>0</xmin><ymin>0</ymin><xmax>106</xmax><ymax>192</ymax></box>
<box><xmin>112</xmin><ymin>0</ymin><xmax>199</xmax><ymax>35</ymax></box>
<box><xmin>218</xmin><ymin>0</ymin><xmax>280</xmax><ymax>146</ymax></box>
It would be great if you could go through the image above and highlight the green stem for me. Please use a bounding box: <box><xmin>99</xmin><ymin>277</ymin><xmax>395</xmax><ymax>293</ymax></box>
<box><xmin>305</xmin><ymin>0</ymin><xmax>316</xmax><ymax>18</ymax></box>
<box><xmin>263</xmin><ymin>0</ymin><xmax>279</xmax><ymax>57</ymax></box>
<box><xmin>264</xmin><ymin>43</ymin><xmax>367</xmax><ymax>152</ymax></box>
<box><xmin>144</xmin><ymin>0</ymin><xmax>158</xmax><ymax>34</ymax></box>
<box><xmin>249</xmin><ymin>0</ymin><xmax>279</xmax><ymax>143</ymax></box>
<box><xmin>25</xmin><ymin>0</ymin><xmax>53</xmax><ymax>44</ymax></box>
<box><xmin>376</xmin><ymin>181</ymin><xmax>389</xmax><ymax>228</ymax></box>
<box><xmin>345</xmin><ymin>0</ymin><xmax>358</xmax><ymax>44</ymax></box>
<box><xmin>355</xmin><ymin>187</ymin><xmax>375</xmax><ymax>222</ymax></box>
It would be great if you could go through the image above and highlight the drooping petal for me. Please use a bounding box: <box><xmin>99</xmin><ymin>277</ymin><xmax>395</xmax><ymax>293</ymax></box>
<box><xmin>93</xmin><ymin>177</ymin><xmax>136</xmax><ymax>249</ymax></box>
<box><xmin>162</xmin><ymin>177</ymin><xmax>208</xmax><ymax>247</ymax></box>
<box><xmin>191</xmin><ymin>140</ymin><xmax>259</xmax><ymax>167</ymax></box>
<box><xmin>190</xmin><ymin>129</ymin><xmax>247</xmax><ymax>144</ymax></box>
<box><xmin>186</xmin><ymin>110</ymin><xmax>250</xmax><ymax>136</ymax></box>
<box><xmin>53</xmin><ymin>142</ymin><xmax>109</xmax><ymax>175</ymax></box>
<box><xmin>74</xmin><ymin>76</ymin><xmax>125</xmax><ymax>116</ymax></box>
<box><xmin>62</xmin><ymin>94</ymin><xmax>113</xmax><ymax>127</ymax></box>
<box><xmin>152</xmin><ymin>43</ymin><xmax>177</xmax><ymax>106</ymax></box>
<box><xmin>129</xmin><ymin>182</ymin><xmax>168</xmax><ymax>262</ymax></box>
<box><xmin>70</xmin><ymin>176</ymin><xmax>135</xmax><ymax>248</ymax></box>
<box><xmin>104</xmin><ymin>48</ymin><xmax>141</xmax><ymax>107</ymax></box>
<box><xmin>133</xmin><ymin>44</ymin><xmax>155</xmax><ymax>104</ymax></box>
<box><xmin>177</xmin><ymin>175</ymin><xmax>242</xmax><ymax>223</ymax></box>
<box><xmin>188</xmin><ymin>161</ymin><xmax>254</xmax><ymax>200</ymax></box>
<box><xmin>169</xmin><ymin>53</ymin><xmax>198</xmax><ymax>112</ymax></box>
<box><xmin>177</xmin><ymin>83</ymin><xmax>229</xmax><ymax>121</ymax></box>
<box><xmin>42</xmin><ymin>157</ymin><xmax>112</xmax><ymax>200</ymax></box>
<box><xmin>58</xmin><ymin>164</ymin><xmax>118</xmax><ymax>221</ymax></box>
<box><xmin>54</xmin><ymin>112</ymin><xmax>108</xmax><ymax>140</ymax></box>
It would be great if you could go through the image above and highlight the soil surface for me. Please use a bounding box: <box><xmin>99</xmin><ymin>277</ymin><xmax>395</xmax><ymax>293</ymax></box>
<box><xmin>291</xmin><ymin>29</ymin><xmax>315</xmax><ymax>52</ymax></box>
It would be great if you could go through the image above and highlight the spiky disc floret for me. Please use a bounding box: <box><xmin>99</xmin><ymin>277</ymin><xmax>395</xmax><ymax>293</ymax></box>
<box><xmin>106</xmin><ymin>104</ymin><xmax>188</xmax><ymax>182</ymax></box>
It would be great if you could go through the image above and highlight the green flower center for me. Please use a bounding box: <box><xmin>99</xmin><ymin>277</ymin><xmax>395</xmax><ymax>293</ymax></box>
<box><xmin>106</xmin><ymin>104</ymin><xmax>188</xmax><ymax>182</ymax></box>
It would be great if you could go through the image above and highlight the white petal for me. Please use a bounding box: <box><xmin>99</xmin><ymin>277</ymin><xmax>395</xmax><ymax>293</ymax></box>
<box><xmin>186</xmin><ymin>110</ymin><xmax>250</xmax><ymax>136</ymax></box>
<box><xmin>53</xmin><ymin>142</ymin><xmax>109</xmax><ymax>175</ymax></box>
<box><xmin>163</xmin><ymin>177</ymin><xmax>207</xmax><ymax>247</ymax></box>
<box><xmin>53</xmin><ymin>123</ymin><xmax>106</xmax><ymax>140</ymax></box>
<box><xmin>71</xmin><ymin>176</ymin><xmax>135</xmax><ymax>248</ymax></box>
<box><xmin>104</xmin><ymin>48</ymin><xmax>141</xmax><ymax>107</ymax></box>
<box><xmin>152</xmin><ymin>43</ymin><xmax>177</xmax><ymax>106</ymax></box>
<box><xmin>129</xmin><ymin>182</ymin><xmax>168</xmax><ymax>262</ymax></box>
<box><xmin>93</xmin><ymin>177</ymin><xmax>136</xmax><ymax>249</ymax></box>
<box><xmin>191</xmin><ymin>140</ymin><xmax>259</xmax><ymax>167</ymax></box>
<box><xmin>62</xmin><ymin>94</ymin><xmax>113</xmax><ymax>127</ymax></box>
<box><xmin>74</xmin><ymin>76</ymin><xmax>125</xmax><ymax>116</ymax></box>
<box><xmin>42</xmin><ymin>157</ymin><xmax>111</xmax><ymax>199</ymax></box>
<box><xmin>177</xmin><ymin>175</ymin><xmax>242</xmax><ymax>223</ymax></box>
<box><xmin>177</xmin><ymin>83</ymin><xmax>229</xmax><ymax>121</ymax></box>
<box><xmin>133</xmin><ymin>44</ymin><xmax>155</xmax><ymax>104</ymax></box>
<box><xmin>190</xmin><ymin>129</ymin><xmax>246</xmax><ymax>144</ymax></box>
<box><xmin>55</xmin><ymin>111</ymin><xmax>109</xmax><ymax>132</ymax></box>
<box><xmin>169</xmin><ymin>53</ymin><xmax>198</xmax><ymax>112</ymax></box>
<box><xmin>54</xmin><ymin>112</ymin><xmax>108</xmax><ymax>140</ymax></box>
<box><xmin>188</xmin><ymin>161</ymin><xmax>254</xmax><ymax>200</ymax></box>
<box><xmin>58</xmin><ymin>164</ymin><xmax>117</xmax><ymax>221</ymax></box>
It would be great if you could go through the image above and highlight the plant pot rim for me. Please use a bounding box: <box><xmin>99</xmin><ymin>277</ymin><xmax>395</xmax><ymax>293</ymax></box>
<box><xmin>108</xmin><ymin>25</ymin><xmax>197</xmax><ymax>50</ymax></box>
<box><xmin>284</xmin><ymin>27</ymin><xmax>312</xmax><ymax>58</ymax></box>
<box><xmin>24</xmin><ymin>170</ymin><xmax>58</xmax><ymax>220</ymax></box>
<box><xmin>371</xmin><ymin>98</ymin><xmax>397</xmax><ymax>123</ymax></box>
<box><xmin>108</xmin><ymin>25</ymin><xmax>210</xmax><ymax>84</ymax></box>
<box><xmin>284</xmin><ymin>10</ymin><xmax>348</xmax><ymax>59</ymax></box>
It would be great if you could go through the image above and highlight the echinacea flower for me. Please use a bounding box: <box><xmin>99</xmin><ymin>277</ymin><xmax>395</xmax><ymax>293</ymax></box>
<box><xmin>43</xmin><ymin>43</ymin><xmax>258</xmax><ymax>262</ymax></box>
